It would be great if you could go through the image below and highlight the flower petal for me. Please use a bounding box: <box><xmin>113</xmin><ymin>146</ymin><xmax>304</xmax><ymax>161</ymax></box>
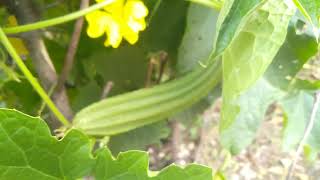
<box><xmin>104</xmin><ymin>17</ymin><xmax>123</xmax><ymax>48</ymax></box>
<box><xmin>86</xmin><ymin>11</ymin><xmax>111</xmax><ymax>38</ymax></box>
<box><xmin>127</xmin><ymin>17</ymin><xmax>146</xmax><ymax>32</ymax></box>
<box><xmin>122</xmin><ymin>26</ymin><xmax>139</xmax><ymax>45</ymax></box>
<box><xmin>125</xmin><ymin>0</ymin><xmax>149</xmax><ymax>19</ymax></box>
<box><xmin>97</xmin><ymin>0</ymin><xmax>125</xmax><ymax>18</ymax></box>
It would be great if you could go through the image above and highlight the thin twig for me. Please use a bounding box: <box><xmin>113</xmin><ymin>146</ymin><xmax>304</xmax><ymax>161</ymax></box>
<box><xmin>286</xmin><ymin>91</ymin><xmax>320</xmax><ymax>180</ymax></box>
<box><xmin>145</xmin><ymin>51</ymin><xmax>168</xmax><ymax>88</ymax></box>
<box><xmin>101</xmin><ymin>81</ymin><xmax>114</xmax><ymax>99</ymax></box>
<box><xmin>56</xmin><ymin>0</ymin><xmax>89</xmax><ymax>93</ymax></box>
<box><xmin>156</xmin><ymin>51</ymin><xmax>168</xmax><ymax>84</ymax></box>
<box><xmin>145</xmin><ymin>59</ymin><xmax>155</xmax><ymax>88</ymax></box>
<box><xmin>170</xmin><ymin>120</ymin><xmax>182</xmax><ymax>163</ymax></box>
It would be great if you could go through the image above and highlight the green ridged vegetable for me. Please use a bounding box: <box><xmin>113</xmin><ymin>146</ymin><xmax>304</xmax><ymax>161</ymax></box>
<box><xmin>73</xmin><ymin>58</ymin><xmax>222</xmax><ymax>136</ymax></box>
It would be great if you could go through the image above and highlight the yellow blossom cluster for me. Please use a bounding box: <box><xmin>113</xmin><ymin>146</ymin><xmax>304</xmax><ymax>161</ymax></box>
<box><xmin>85</xmin><ymin>0</ymin><xmax>149</xmax><ymax>48</ymax></box>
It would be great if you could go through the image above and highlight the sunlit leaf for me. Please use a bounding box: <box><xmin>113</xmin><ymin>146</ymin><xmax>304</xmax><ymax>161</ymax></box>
<box><xmin>0</xmin><ymin>109</ymin><xmax>214</xmax><ymax>179</ymax></box>
<box><xmin>0</xmin><ymin>109</ymin><xmax>94</xmax><ymax>179</ymax></box>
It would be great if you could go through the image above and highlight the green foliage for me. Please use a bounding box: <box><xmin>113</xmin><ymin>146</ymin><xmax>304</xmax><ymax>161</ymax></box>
<box><xmin>293</xmin><ymin>0</ymin><xmax>320</xmax><ymax>31</ymax></box>
<box><xmin>265</xmin><ymin>14</ymin><xmax>319</xmax><ymax>90</ymax></box>
<box><xmin>220</xmin><ymin>78</ymin><xmax>285</xmax><ymax>154</ymax></box>
<box><xmin>213</xmin><ymin>0</ymin><xmax>262</xmax><ymax>56</ymax></box>
<box><xmin>220</xmin><ymin>13</ymin><xmax>320</xmax><ymax>154</ymax></box>
<box><xmin>108</xmin><ymin>121</ymin><xmax>170</xmax><ymax>154</ymax></box>
<box><xmin>0</xmin><ymin>109</ymin><xmax>213</xmax><ymax>180</ymax></box>
<box><xmin>280</xmin><ymin>91</ymin><xmax>320</xmax><ymax>153</ymax></box>
<box><xmin>95</xmin><ymin>149</ymin><xmax>212</xmax><ymax>180</ymax></box>
<box><xmin>220</xmin><ymin>0</ymin><xmax>295</xmax><ymax>131</ymax></box>
<box><xmin>177</xmin><ymin>4</ymin><xmax>219</xmax><ymax>74</ymax></box>
<box><xmin>0</xmin><ymin>109</ymin><xmax>94</xmax><ymax>179</ymax></box>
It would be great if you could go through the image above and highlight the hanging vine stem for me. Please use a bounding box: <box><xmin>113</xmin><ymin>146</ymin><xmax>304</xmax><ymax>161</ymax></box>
<box><xmin>286</xmin><ymin>91</ymin><xmax>320</xmax><ymax>180</ymax></box>
<box><xmin>2</xmin><ymin>0</ymin><xmax>115</xmax><ymax>35</ymax></box>
<box><xmin>56</xmin><ymin>0</ymin><xmax>90</xmax><ymax>93</ymax></box>
<box><xmin>0</xmin><ymin>28</ymin><xmax>70</xmax><ymax>126</ymax></box>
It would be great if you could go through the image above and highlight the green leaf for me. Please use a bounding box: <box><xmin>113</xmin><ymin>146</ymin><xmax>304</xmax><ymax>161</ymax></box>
<box><xmin>0</xmin><ymin>109</ymin><xmax>94</xmax><ymax>180</ymax></box>
<box><xmin>220</xmin><ymin>78</ymin><xmax>285</xmax><ymax>154</ymax></box>
<box><xmin>280</xmin><ymin>91</ymin><xmax>320</xmax><ymax>157</ymax></box>
<box><xmin>213</xmin><ymin>0</ymin><xmax>262</xmax><ymax>56</ymax></box>
<box><xmin>0</xmin><ymin>108</ymin><xmax>212</xmax><ymax>179</ymax></box>
<box><xmin>177</xmin><ymin>4</ymin><xmax>219</xmax><ymax>74</ymax></box>
<box><xmin>220</xmin><ymin>14</ymin><xmax>319</xmax><ymax>154</ymax></box>
<box><xmin>108</xmin><ymin>121</ymin><xmax>170</xmax><ymax>154</ymax></box>
<box><xmin>280</xmin><ymin>91</ymin><xmax>311</xmax><ymax>151</ymax></box>
<box><xmin>220</xmin><ymin>0</ymin><xmax>295</xmax><ymax>131</ymax></box>
<box><xmin>293</xmin><ymin>0</ymin><xmax>320</xmax><ymax>31</ymax></box>
<box><xmin>294</xmin><ymin>79</ymin><xmax>320</xmax><ymax>90</ymax></box>
<box><xmin>94</xmin><ymin>149</ymin><xmax>213</xmax><ymax>180</ymax></box>
<box><xmin>267</xmin><ymin>16</ymin><xmax>320</xmax><ymax>154</ymax></box>
<box><xmin>265</xmin><ymin>14</ymin><xmax>319</xmax><ymax>90</ymax></box>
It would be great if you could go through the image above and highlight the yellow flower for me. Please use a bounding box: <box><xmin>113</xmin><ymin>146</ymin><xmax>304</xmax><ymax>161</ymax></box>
<box><xmin>85</xmin><ymin>0</ymin><xmax>149</xmax><ymax>48</ymax></box>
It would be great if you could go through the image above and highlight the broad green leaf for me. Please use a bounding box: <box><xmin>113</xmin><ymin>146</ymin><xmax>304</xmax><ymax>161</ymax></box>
<box><xmin>213</xmin><ymin>0</ymin><xmax>262</xmax><ymax>56</ymax></box>
<box><xmin>0</xmin><ymin>109</ymin><xmax>94</xmax><ymax>180</ymax></box>
<box><xmin>293</xmin><ymin>0</ymin><xmax>320</xmax><ymax>31</ymax></box>
<box><xmin>265</xmin><ymin>14</ymin><xmax>319</xmax><ymax>90</ymax></box>
<box><xmin>108</xmin><ymin>121</ymin><xmax>170</xmax><ymax>154</ymax></box>
<box><xmin>177</xmin><ymin>4</ymin><xmax>219</xmax><ymax>74</ymax></box>
<box><xmin>220</xmin><ymin>14</ymin><xmax>319</xmax><ymax>154</ymax></box>
<box><xmin>281</xmin><ymin>91</ymin><xmax>311</xmax><ymax>151</ymax></box>
<box><xmin>0</xmin><ymin>108</ymin><xmax>213</xmax><ymax>179</ymax></box>
<box><xmin>220</xmin><ymin>78</ymin><xmax>285</xmax><ymax>154</ymax></box>
<box><xmin>94</xmin><ymin>149</ymin><xmax>213</xmax><ymax>180</ymax></box>
<box><xmin>281</xmin><ymin>91</ymin><xmax>320</xmax><ymax>158</ymax></box>
<box><xmin>268</xmin><ymin>16</ymin><xmax>320</xmax><ymax>154</ymax></box>
<box><xmin>220</xmin><ymin>0</ymin><xmax>295</xmax><ymax>131</ymax></box>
